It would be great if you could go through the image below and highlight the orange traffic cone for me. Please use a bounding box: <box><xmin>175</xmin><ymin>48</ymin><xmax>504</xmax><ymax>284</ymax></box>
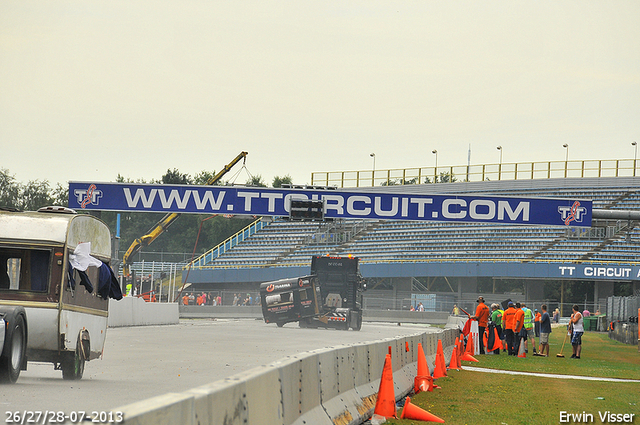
<box><xmin>416</xmin><ymin>343</ymin><xmax>431</xmax><ymax>377</ymax></box>
<box><xmin>432</xmin><ymin>339</ymin><xmax>448</xmax><ymax>379</ymax></box>
<box><xmin>517</xmin><ymin>337</ymin><xmax>526</xmax><ymax>358</ymax></box>
<box><xmin>414</xmin><ymin>374</ymin><xmax>434</xmax><ymax>393</ymax></box>
<box><xmin>400</xmin><ymin>397</ymin><xmax>445</xmax><ymax>423</ymax></box>
<box><xmin>465</xmin><ymin>333</ymin><xmax>475</xmax><ymax>356</ymax></box>
<box><xmin>448</xmin><ymin>343</ymin><xmax>460</xmax><ymax>371</ymax></box>
<box><xmin>461</xmin><ymin>335</ymin><xmax>479</xmax><ymax>362</ymax></box>
<box><xmin>460</xmin><ymin>352</ymin><xmax>479</xmax><ymax>362</ymax></box>
<box><xmin>373</xmin><ymin>354</ymin><xmax>396</xmax><ymax>418</ymax></box>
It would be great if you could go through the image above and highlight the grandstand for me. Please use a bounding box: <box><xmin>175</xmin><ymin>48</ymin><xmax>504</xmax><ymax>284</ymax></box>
<box><xmin>177</xmin><ymin>174</ymin><xmax>640</xmax><ymax>315</ymax></box>
<box><xmin>192</xmin><ymin>177</ymin><xmax>640</xmax><ymax>267</ymax></box>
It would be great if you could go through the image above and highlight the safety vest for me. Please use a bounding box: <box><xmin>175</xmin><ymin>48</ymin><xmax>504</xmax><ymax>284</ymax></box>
<box><xmin>491</xmin><ymin>309</ymin><xmax>503</xmax><ymax>327</ymax></box>
<box><xmin>524</xmin><ymin>308</ymin><xmax>535</xmax><ymax>329</ymax></box>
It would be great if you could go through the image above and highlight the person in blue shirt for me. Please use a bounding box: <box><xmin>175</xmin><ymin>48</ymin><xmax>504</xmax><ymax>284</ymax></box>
<box><xmin>536</xmin><ymin>304</ymin><xmax>552</xmax><ymax>357</ymax></box>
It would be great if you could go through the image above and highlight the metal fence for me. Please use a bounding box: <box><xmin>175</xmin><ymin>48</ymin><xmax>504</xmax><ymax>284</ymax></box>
<box><xmin>607</xmin><ymin>295</ymin><xmax>640</xmax><ymax>322</ymax></box>
<box><xmin>311</xmin><ymin>158</ymin><xmax>640</xmax><ymax>188</ymax></box>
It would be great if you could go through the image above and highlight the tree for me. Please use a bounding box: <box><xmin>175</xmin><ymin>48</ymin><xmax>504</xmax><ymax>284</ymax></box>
<box><xmin>0</xmin><ymin>168</ymin><xmax>19</xmax><ymax>208</ymax></box>
<box><xmin>380</xmin><ymin>177</ymin><xmax>419</xmax><ymax>186</ymax></box>
<box><xmin>52</xmin><ymin>183</ymin><xmax>69</xmax><ymax>207</ymax></box>
<box><xmin>272</xmin><ymin>175</ymin><xmax>293</xmax><ymax>188</ymax></box>
<box><xmin>194</xmin><ymin>170</ymin><xmax>218</xmax><ymax>185</ymax></box>
<box><xmin>0</xmin><ymin>168</ymin><xmax>57</xmax><ymax>211</ymax></box>
<box><xmin>246</xmin><ymin>175</ymin><xmax>267</xmax><ymax>187</ymax></box>
<box><xmin>162</xmin><ymin>169</ymin><xmax>192</xmax><ymax>185</ymax></box>
<box><xmin>424</xmin><ymin>171</ymin><xmax>457</xmax><ymax>184</ymax></box>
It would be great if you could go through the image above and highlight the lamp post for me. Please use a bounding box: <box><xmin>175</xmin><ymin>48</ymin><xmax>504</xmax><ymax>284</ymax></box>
<box><xmin>496</xmin><ymin>146</ymin><xmax>502</xmax><ymax>180</ymax></box>
<box><xmin>370</xmin><ymin>153</ymin><xmax>375</xmax><ymax>186</ymax></box>
<box><xmin>632</xmin><ymin>142</ymin><xmax>637</xmax><ymax>177</ymax></box>
<box><xmin>563</xmin><ymin>143</ymin><xmax>569</xmax><ymax>178</ymax></box>
<box><xmin>432</xmin><ymin>150</ymin><xmax>438</xmax><ymax>183</ymax></box>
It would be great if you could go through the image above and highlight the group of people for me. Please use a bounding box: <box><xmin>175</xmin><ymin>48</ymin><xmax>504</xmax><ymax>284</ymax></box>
<box><xmin>232</xmin><ymin>293</ymin><xmax>259</xmax><ymax>306</ymax></box>
<box><xmin>182</xmin><ymin>292</ymin><xmax>222</xmax><ymax>306</ymax></box>
<box><xmin>180</xmin><ymin>292</ymin><xmax>262</xmax><ymax>306</ymax></box>
<box><xmin>410</xmin><ymin>302</ymin><xmax>425</xmax><ymax>312</ymax></box>
<box><xmin>469</xmin><ymin>297</ymin><xmax>584</xmax><ymax>359</ymax></box>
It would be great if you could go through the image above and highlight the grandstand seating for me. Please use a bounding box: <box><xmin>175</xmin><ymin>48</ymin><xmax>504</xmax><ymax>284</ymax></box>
<box><xmin>192</xmin><ymin>179</ymin><xmax>640</xmax><ymax>268</ymax></box>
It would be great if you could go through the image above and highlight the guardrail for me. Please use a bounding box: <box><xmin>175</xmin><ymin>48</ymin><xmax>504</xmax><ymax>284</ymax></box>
<box><xmin>311</xmin><ymin>158</ymin><xmax>639</xmax><ymax>188</ymax></box>
<box><xmin>187</xmin><ymin>218</ymin><xmax>265</xmax><ymax>268</ymax></box>
<box><xmin>112</xmin><ymin>327</ymin><xmax>458</xmax><ymax>425</ymax></box>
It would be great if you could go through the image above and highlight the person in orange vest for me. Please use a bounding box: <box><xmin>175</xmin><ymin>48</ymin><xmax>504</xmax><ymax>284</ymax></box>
<box><xmin>182</xmin><ymin>294</ymin><xmax>189</xmax><ymax>306</ymax></box>
<box><xmin>513</xmin><ymin>302</ymin><xmax>525</xmax><ymax>356</ymax></box>
<box><xmin>471</xmin><ymin>296</ymin><xmax>490</xmax><ymax>354</ymax></box>
<box><xmin>502</xmin><ymin>302</ymin><xmax>517</xmax><ymax>355</ymax></box>
<box><xmin>534</xmin><ymin>308</ymin><xmax>541</xmax><ymax>338</ymax></box>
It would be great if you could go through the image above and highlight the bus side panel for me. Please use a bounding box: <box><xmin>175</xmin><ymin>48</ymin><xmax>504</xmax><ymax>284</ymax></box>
<box><xmin>59</xmin><ymin>310</ymin><xmax>108</xmax><ymax>360</ymax></box>
<box><xmin>23</xmin><ymin>306</ymin><xmax>59</xmax><ymax>351</ymax></box>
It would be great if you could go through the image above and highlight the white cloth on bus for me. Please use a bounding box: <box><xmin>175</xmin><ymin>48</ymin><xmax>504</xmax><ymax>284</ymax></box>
<box><xmin>69</xmin><ymin>242</ymin><xmax>103</xmax><ymax>271</ymax></box>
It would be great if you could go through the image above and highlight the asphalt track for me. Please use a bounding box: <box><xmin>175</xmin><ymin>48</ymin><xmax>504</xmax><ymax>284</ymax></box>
<box><xmin>0</xmin><ymin>319</ymin><xmax>435</xmax><ymax>422</ymax></box>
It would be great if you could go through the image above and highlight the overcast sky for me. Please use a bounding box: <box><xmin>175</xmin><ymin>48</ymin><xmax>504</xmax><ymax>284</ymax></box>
<box><xmin>1</xmin><ymin>1</ymin><xmax>639</xmax><ymax>188</ymax></box>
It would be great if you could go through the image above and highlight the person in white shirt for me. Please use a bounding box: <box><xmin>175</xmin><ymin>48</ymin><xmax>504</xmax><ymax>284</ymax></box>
<box><xmin>570</xmin><ymin>304</ymin><xmax>584</xmax><ymax>359</ymax></box>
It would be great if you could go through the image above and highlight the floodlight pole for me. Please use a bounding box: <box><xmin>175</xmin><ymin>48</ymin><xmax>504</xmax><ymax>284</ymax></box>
<box><xmin>370</xmin><ymin>153</ymin><xmax>376</xmax><ymax>186</ymax></box>
<box><xmin>432</xmin><ymin>150</ymin><xmax>438</xmax><ymax>183</ymax></box>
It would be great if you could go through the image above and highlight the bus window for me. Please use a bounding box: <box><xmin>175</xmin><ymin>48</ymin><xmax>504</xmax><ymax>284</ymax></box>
<box><xmin>0</xmin><ymin>248</ymin><xmax>50</xmax><ymax>292</ymax></box>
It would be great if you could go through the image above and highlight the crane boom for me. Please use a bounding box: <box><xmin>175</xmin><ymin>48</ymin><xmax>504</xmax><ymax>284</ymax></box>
<box><xmin>121</xmin><ymin>151</ymin><xmax>248</xmax><ymax>276</ymax></box>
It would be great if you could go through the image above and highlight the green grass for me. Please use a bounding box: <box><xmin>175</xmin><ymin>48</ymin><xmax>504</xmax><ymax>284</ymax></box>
<box><xmin>469</xmin><ymin>330</ymin><xmax>640</xmax><ymax>380</ymax></box>
<box><xmin>385</xmin><ymin>331</ymin><xmax>640</xmax><ymax>425</ymax></box>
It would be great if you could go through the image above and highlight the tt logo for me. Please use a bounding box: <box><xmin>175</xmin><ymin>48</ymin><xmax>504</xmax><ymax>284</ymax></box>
<box><xmin>74</xmin><ymin>184</ymin><xmax>103</xmax><ymax>208</ymax></box>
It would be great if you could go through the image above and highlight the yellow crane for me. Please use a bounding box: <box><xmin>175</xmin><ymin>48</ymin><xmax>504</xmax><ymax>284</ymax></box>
<box><xmin>121</xmin><ymin>151</ymin><xmax>248</xmax><ymax>276</ymax></box>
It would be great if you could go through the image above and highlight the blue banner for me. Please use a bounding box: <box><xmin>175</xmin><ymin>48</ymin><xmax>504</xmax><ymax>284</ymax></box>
<box><xmin>68</xmin><ymin>182</ymin><xmax>592</xmax><ymax>227</ymax></box>
<box><xmin>557</xmin><ymin>264</ymin><xmax>638</xmax><ymax>280</ymax></box>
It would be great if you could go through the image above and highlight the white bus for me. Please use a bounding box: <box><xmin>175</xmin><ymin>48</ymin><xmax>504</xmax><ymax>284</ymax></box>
<box><xmin>0</xmin><ymin>206</ymin><xmax>121</xmax><ymax>383</ymax></box>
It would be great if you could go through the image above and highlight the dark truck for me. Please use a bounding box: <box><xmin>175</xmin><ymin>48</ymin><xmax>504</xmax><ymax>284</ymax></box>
<box><xmin>259</xmin><ymin>256</ymin><xmax>365</xmax><ymax>330</ymax></box>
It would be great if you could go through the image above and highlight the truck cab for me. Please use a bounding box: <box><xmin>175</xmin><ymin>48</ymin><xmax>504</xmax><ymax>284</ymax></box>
<box><xmin>260</xmin><ymin>256</ymin><xmax>365</xmax><ymax>331</ymax></box>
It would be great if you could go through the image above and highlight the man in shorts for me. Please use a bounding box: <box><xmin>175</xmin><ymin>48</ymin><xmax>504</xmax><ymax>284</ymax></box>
<box><xmin>570</xmin><ymin>304</ymin><xmax>584</xmax><ymax>359</ymax></box>
<box><xmin>536</xmin><ymin>304</ymin><xmax>552</xmax><ymax>356</ymax></box>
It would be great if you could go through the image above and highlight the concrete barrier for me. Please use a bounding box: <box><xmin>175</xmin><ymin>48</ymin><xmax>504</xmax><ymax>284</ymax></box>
<box><xmin>113</xmin><ymin>327</ymin><xmax>458</xmax><ymax>425</ymax></box>
<box><xmin>179</xmin><ymin>305</ymin><xmax>262</xmax><ymax>319</ymax></box>
<box><xmin>178</xmin><ymin>306</ymin><xmax>451</xmax><ymax>324</ymax></box>
<box><xmin>364</xmin><ymin>309</ymin><xmax>450</xmax><ymax>324</ymax></box>
<box><xmin>108</xmin><ymin>297</ymin><xmax>179</xmax><ymax>327</ymax></box>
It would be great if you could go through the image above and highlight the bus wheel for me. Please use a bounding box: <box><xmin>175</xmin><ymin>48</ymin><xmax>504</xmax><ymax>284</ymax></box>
<box><xmin>62</xmin><ymin>338</ymin><xmax>85</xmax><ymax>380</ymax></box>
<box><xmin>0</xmin><ymin>314</ymin><xmax>26</xmax><ymax>384</ymax></box>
